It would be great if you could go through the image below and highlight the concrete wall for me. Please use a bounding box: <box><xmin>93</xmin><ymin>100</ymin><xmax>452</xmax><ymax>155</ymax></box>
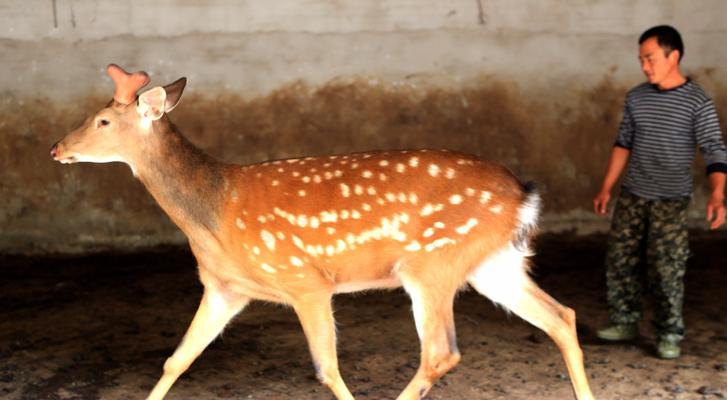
<box><xmin>1</xmin><ymin>0</ymin><xmax>726</xmax><ymax>253</ymax></box>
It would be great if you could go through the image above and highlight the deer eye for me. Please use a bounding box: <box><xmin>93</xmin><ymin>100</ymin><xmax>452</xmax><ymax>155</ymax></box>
<box><xmin>97</xmin><ymin>119</ymin><xmax>111</xmax><ymax>128</ymax></box>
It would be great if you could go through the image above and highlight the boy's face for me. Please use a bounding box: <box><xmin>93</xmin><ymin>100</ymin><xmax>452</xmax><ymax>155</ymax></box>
<box><xmin>639</xmin><ymin>37</ymin><xmax>680</xmax><ymax>86</ymax></box>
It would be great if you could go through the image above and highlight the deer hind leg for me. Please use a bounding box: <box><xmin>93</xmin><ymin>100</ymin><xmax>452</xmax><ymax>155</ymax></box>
<box><xmin>467</xmin><ymin>244</ymin><xmax>595</xmax><ymax>400</ymax></box>
<box><xmin>396</xmin><ymin>272</ymin><xmax>461</xmax><ymax>400</ymax></box>
<box><xmin>292</xmin><ymin>291</ymin><xmax>355</xmax><ymax>400</ymax></box>
<box><xmin>147</xmin><ymin>288</ymin><xmax>249</xmax><ymax>400</ymax></box>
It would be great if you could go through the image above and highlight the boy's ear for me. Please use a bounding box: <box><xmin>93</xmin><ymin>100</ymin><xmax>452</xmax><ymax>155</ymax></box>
<box><xmin>163</xmin><ymin>77</ymin><xmax>187</xmax><ymax>112</ymax></box>
<box><xmin>137</xmin><ymin>87</ymin><xmax>167</xmax><ymax>120</ymax></box>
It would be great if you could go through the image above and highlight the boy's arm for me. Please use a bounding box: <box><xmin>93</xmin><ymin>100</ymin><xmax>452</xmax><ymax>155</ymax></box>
<box><xmin>594</xmin><ymin>146</ymin><xmax>630</xmax><ymax>215</ymax></box>
<box><xmin>707</xmin><ymin>172</ymin><xmax>725</xmax><ymax>229</ymax></box>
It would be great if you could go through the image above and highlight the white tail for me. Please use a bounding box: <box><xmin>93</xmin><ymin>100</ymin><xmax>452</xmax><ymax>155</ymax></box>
<box><xmin>51</xmin><ymin>65</ymin><xmax>595</xmax><ymax>400</ymax></box>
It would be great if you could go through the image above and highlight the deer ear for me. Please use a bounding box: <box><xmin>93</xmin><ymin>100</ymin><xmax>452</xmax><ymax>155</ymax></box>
<box><xmin>137</xmin><ymin>87</ymin><xmax>167</xmax><ymax>121</ymax></box>
<box><xmin>163</xmin><ymin>77</ymin><xmax>187</xmax><ymax>112</ymax></box>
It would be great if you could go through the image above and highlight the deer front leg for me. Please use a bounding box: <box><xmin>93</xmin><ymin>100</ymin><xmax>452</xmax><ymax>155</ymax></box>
<box><xmin>147</xmin><ymin>288</ymin><xmax>249</xmax><ymax>400</ymax></box>
<box><xmin>293</xmin><ymin>292</ymin><xmax>355</xmax><ymax>400</ymax></box>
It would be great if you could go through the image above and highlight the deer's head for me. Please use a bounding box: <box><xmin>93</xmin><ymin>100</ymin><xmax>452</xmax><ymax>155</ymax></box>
<box><xmin>51</xmin><ymin>64</ymin><xmax>186</xmax><ymax>170</ymax></box>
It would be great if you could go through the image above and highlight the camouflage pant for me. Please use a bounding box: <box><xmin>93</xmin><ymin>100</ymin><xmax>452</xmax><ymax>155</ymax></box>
<box><xmin>605</xmin><ymin>191</ymin><xmax>690</xmax><ymax>342</ymax></box>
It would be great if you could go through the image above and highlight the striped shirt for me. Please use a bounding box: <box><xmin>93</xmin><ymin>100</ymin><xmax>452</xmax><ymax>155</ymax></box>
<box><xmin>616</xmin><ymin>79</ymin><xmax>727</xmax><ymax>200</ymax></box>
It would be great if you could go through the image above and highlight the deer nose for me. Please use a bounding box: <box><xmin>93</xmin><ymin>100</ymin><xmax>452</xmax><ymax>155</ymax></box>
<box><xmin>50</xmin><ymin>143</ymin><xmax>59</xmax><ymax>159</ymax></box>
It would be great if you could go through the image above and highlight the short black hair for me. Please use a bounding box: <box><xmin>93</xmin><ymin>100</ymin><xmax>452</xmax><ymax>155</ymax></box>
<box><xmin>639</xmin><ymin>25</ymin><xmax>684</xmax><ymax>62</ymax></box>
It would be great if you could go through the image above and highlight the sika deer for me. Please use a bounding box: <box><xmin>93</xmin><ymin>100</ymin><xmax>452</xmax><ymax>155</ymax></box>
<box><xmin>51</xmin><ymin>64</ymin><xmax>595</xmax><ymax>400</ymax></box>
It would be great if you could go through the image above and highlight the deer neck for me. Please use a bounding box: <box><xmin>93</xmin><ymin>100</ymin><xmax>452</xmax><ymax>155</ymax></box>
<box><xmin>132</xmin><ymin>120</ymin><xmax>228</xmax><ymax>239</ymax></box>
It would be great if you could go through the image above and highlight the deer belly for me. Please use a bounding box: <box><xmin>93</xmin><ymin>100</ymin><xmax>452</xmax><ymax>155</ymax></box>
<box><xmin>335</xmin><ymin>276</ymin><xmax>402</xmax><ymax>294</ymax></box>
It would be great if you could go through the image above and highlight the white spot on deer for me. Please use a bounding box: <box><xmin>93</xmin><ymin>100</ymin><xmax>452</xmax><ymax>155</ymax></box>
<box><xmin>408</xmin><ymin>193</ymin><xmax>419</xmax><ymax>204</ymax></box>
<box><xmin>367</xmin><ymin>186</ymin><xmax>377</xmax><ymax>195</ymax></box>
<box><xmin>293</xmin><ymin>171</ymin><xmax>301</xmax><ymax>177</ymax></box>
<box><xmin>377</xmin><ymin>198</ymin><xmax>386</xmax><ymax>205</ymax></box>
<box><xmin>277</xmin><ymin>167</ymin><xmax>285</xmax><ymax>173</ymax></box>
<box><xmin>466</xmin><ymin>187</ymin><xmax>476</xmax><ymax>196</ymax></box>
<box><xmin>351</xmin><ymin>162</ymin><xmax>359</xmax><ymax>169</ymax></box>
<box><xmin>231</xmin><ymin>190</ymin><xmax>239</xmax><ymax>202</ymax></box>
<box><xmin>456</xmin><ymin>218</ymin><xmax>479</xmax><ymax>235</ymax></box>
<box><xmin>396</xmin><ymin>163</ymin><xmax>406</xmax><ymax>173</ymax></box>
<box><xmin>252</xmin><ymin>246</ymin><xmax>261</xmax><ymax>255</ymax></box>
<box><xmin>445</xmin><ymin>168</ymin><xmax>456</xmax><ymax>179</ymax></box>
<box><xmin>434</xmin><ymin>221</ymin><xmax>445</xmax><ymax>229</ymax></box>
<box><xmin>255</xmin><ymin>173</ymin><xmax>262</xmax><ymax>178</ymax></box>
<box><xmin>409</xmin><ymin>157</ymin><xmax>419</xmax><ymax>167</ymax></box>
<box><xmin>261</xmin><ymin>263</ymin><xmax>277</xmax><ymax>274</ymax></box>
<box><xmin>354</xmin><ymin>184</ymin><xmax>364</xmax><ymax>195</ymax></box>
<box><xmin>363</xmin><ymin>154</ymin><xmax>372</xmax><ymax>159</ymax></box>
<box><xmin>379</xmin><ymin>173</ymin><xmax>388</xmax><ymax>181</ymax></box>
<box><xmin>298</xmin><ymin>190</ymin><xmax>307</xmax><ymax>197</ymax></box>
<box><xmin>362</xmin><ymin>170</ymin><xmax>373</xmax><ymax>179</ymax></box>
<box><xmin>428</xmin><ymin>164</ymin><xmax>441</xmax><ymax>177</ymax></box>
<box><xmin>313</xmin><ymin>175</ymin><xmax>322</xmax><ymax>183</ymax></box>
<box><xmin>235</xmin><ymin>218</ymin><xmax>246</xmax><ymax>230</ymax></box>
<box><xmin>379</xmin><ymin>160</ymin><xmax>389</xmax><ymax>167</ymax></box>
<box><xmin>320</xmin><ymin>211</ymin><xmax>338</xmax><ymax>223</ymax></box>
<box><xmin>336</xmin><ymin>239</ymin><xmax>347</xmax><ymax>253</ymax></box>
<box><xmin>296</xmin><ymin>273</ymin><xmax>306</xmax><ymax>278</ymax></box>
<box><xmin>425</xmin><ymin>237</ymin><xmax>457</xmax><ymax>252</ymax></box>
<box><xmin>398</xmin><ymin>193</ymin><xmax>408</xmax><ymax>203</ymax></box>
<box><xmin>340</xmin><ymin>183</ymin><xmax>351</xmax><ymax>197</ymax></box>
<box><xmin>257</xmin><ymin>215</ymin><xmax>267</xmax><ymax>224</ymax></box>
<box><xmin>421</xmin><ymin>203</ymin><xmax>434</xmax><ymax>216</ymax></box>
<box><xmin>480</xmin><ymin>191</ymin><xmax>492</xmax><ymax>204</ymax></box>
<box><xmin>327</xmin><ymin>227</ymin><xmax>336</xmax><ymax>235</ymax></box>
<box><xmin>405</xmin><ymin>241</ymin><xmax>422</xmax><ymax>252</ymax></box>
<box><xmin>324</xmin><ymin>171</ymin><xmax>333</xmax><ymax>180</ymax></box>
<box><xmin>385</xmin><ymin>193</ymin><xmax>396</xmax><ymax>202</ymax></box>
<box><xmin>334</xmin><ymin>170</ymin><xmax>343</xmax><ymax>177</ymax></box>
<box><xmin>457</xmin><ymin>159</ymin><xmax>467</xmax><ymax>165</ymax></box>
<box><xmin>290</xmin><ymin>256</ymin><xmax>304</xmax><ymax>267</ymax></box>
<box><xmin>307</xmin><ymin>217</ymin><xmax>319</xmax><ymax>228</ymax></box>
<box><xmin>490</xmin><ymin>204</ymin><xmax>503</xmax><ymax>214</ymax></box>
<box><xmin>292</xmin><ymin>235</ymin><xmax>305</xmax><ymax>250</ymax></box>
<box><xmin>302</xmin><ymin>176</ymin><xmax>311</xmax><ymax>183</ymax></box>
<box><xmin>449</xmin><ymin>194</ymin><xmax>463</xmax><ymax>205</ymax></box>
<box><xmin>297</xmin><ymin>215</ymin><xmax>309</xmax><ymax>227</ymax></box>
<box><xmin>272</xmin><ymin>180</ymin><xmax>280</xmax><ymax>186</ymax></box>
<box><xmin>362</xmin><ymin>203</ymin><xmax>372</xmax><ymax>211</ymax></box>
<box><xmin>309</xmin><ymin>168</ymin><xmax>318</xmax><ymax>173</ymax></box>
<box><xmin>261</xmin><ymin>230</ymin><xmax>276</xmax><ymax>251</ymax></box>
<box><xmin>351</xmin><ymin>210</ymin><xmax>362</xmax><ymax>219</ymax></box>
<box><xmin>286</xmin><ymin>159</ymin><xmax>299</xmax><ymax>164</ymax></box>
<box><xmin>340</xmin><ymin>210</ymin><xmax>350</xmax><ymax>220</ymax></box>
<box><xmin>423</xmin><ymin>228</ymin><xmax>435</xmax><ymax>238</ymax></box>
<box><xmin>326</xmin><ymin>245</ymin><xmax>335</xmax><ymax>256</ymax></box>
<box><xmin>276</xmin><ymin>232</ymin><xmax>286</xmax><ymax>240</ymax></box>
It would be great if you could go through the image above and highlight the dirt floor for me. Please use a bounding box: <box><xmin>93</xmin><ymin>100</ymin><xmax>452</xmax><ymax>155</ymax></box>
<box><xmin>0</xmin><ymin>233</ymin><xmax>725</xmax><ymax>400</ymax></box>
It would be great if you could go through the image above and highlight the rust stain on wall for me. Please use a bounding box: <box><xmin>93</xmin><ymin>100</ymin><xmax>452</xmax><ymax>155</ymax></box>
<box><xmin>2</xmin><ymin>74</ymin><xmax>726</xmax><ymax>253</ymax></box>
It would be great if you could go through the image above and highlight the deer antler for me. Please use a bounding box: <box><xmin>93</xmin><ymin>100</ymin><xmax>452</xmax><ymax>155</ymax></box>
<box><xmin>106</xmin><ymin>64</ymin><xmax>150</xmax><ymax>105</ymax></box>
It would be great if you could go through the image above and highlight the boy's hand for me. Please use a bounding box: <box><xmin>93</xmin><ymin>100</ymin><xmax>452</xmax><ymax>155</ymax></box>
<box><xmin>593</xmin><ymin>190</ymin><xmax>611</xmax><ymax>215</ymax></box>
<box><xmin>707</xmin><ymin>194</ymin><xmax>725</xmax><ymax>230</ymax></box>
